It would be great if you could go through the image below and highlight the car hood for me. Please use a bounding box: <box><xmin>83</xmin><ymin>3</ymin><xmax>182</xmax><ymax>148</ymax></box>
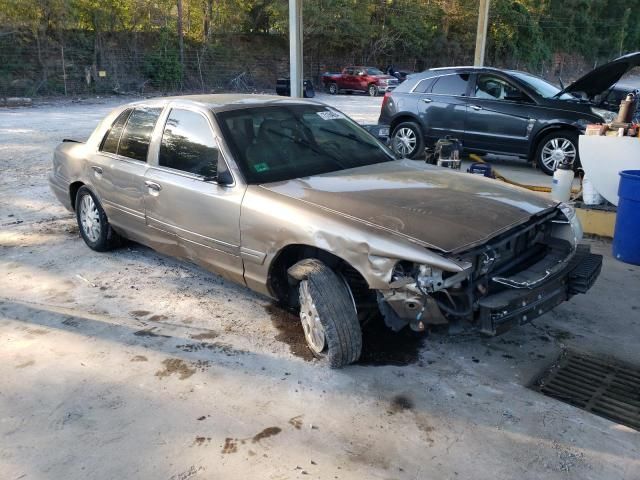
<box><xmin>559</xmin><ymin>51</ymin><xmax>640</xmax><ymax>98</ymax></box>
<box><xmin>261</xmin><ymin>160</ymin><xmax>557</xmax><ymax>253</ymax></box>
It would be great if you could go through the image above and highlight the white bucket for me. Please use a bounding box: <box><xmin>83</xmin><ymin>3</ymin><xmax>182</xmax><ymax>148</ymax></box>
<box><xmin>582</xmin><ymin>175</ymin><xmax>603</xmax><ymax>205</ymax></box>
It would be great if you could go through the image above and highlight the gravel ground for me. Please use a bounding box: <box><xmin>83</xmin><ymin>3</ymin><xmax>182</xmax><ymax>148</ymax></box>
<box><xmin>0</xmin><ymin>94</ymin><xmax>639</xmax><ymax>480</ymax></box>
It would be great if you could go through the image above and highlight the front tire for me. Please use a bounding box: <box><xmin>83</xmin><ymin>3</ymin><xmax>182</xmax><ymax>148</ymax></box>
<box><xmin>292</xmin><ymin>259</ymin><xmax>362</xmax><ymax>368</ymax></box>
<box><xmin>328</xmin><ymin>83</ymin><xmax>338</xmax><ymax>95</ymax></box>
<box><xmin>75</xmin><ymin>186</ymin><xmax>121</xmax><ymax>252</ymax></box>
<box><xmin>391</xmin><ymin>121</ymin><xmax>425</xmax><ymax>159</ymax></box>
<box><xmin>368</xmin><ymin>84</ymin><xmax>378</xmax><ymax>97</ymax></box>
<box><xmin>534</xmin><ymin>130</ymin><xmax>579</xmax><ymax>176</ymax></box>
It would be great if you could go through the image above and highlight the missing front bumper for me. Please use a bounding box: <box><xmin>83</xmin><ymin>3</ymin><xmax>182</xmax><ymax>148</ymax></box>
<box><xmin>478</xmin><ymin>245</ymin><xmax>603</xmax><ymax>336</ymax></box>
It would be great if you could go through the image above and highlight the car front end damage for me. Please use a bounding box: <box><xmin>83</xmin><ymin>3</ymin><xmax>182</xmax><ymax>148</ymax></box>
<box><xmin>377</xmin><ymin>204</ymin><xmax>602</xmax><ymax>335</ymax></box>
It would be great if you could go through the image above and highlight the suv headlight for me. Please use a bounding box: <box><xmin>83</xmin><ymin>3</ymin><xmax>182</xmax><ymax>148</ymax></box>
<box><xmin>590</xmin><ymin>107</ymin><xmax>616</xmax><ymax>123</ymax></box>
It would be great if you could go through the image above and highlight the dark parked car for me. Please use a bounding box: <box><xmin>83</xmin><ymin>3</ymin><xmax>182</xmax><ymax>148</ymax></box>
<box><xmin>379</xmin><ymin>52</ymin><xmax>640</xmax><ymax>174</ymax></box>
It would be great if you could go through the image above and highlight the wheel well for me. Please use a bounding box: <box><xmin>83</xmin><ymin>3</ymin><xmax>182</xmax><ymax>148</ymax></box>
<box><xmin>529</xmin><ymin>125</ymin><xmax>580</xmax><ymax>160</ymax></box>
<box><xmin>69</xmin><ymin>181</ymin><xmax>85</xmax><ymax>211</ymax></box>
<box><xmin>390</xmin><ymin>114</ymin><xmax>421</xmax><ymax>133</ymax></box>
<box><xmin>268</xmin><ymin>244</ymin><xmax>371</xmax><ymax>307</ymax></box>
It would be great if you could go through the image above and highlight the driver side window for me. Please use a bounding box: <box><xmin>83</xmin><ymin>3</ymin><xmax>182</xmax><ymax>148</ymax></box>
<box><xmin>159</xmin><ymin>109</ymin><xmax>220</xmax><ymax>178</ymax></box>
<box><xmin>475</xmin><ymin>75</ymin><xmax>526</xmax><ymax>101</ymax></box>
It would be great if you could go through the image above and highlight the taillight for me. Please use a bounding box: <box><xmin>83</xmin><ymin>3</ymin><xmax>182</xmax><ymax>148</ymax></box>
<box><xmin>382</xmin><ymin>92</ymin><xmax>391</xmax><ymax>108</ymax></box>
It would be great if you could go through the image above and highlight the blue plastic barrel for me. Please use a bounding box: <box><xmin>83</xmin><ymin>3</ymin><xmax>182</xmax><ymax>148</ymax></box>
<box><xmin>612</xmin><ymin>170</ymin><xmax>640</xmax><ymax>265</ymax></box>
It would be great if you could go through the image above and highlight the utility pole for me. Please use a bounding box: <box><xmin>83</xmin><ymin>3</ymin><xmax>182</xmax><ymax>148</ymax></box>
<box><xmin>474</xmin><ymin>0</ymin><xmax>490</xmax><ymax>67</ymax></box>
<box><xmin>289</xmin><ymin>0</ymin><xmax>303</xmax><ymax>98</ymax></box>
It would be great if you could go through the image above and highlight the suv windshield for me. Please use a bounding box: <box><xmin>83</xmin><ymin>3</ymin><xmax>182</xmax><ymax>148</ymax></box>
<box><xmin>216</xmin><ymin>105</ymin><xmax>394</xmax><ymax>184</ymax></box>
<box><xmin>510</xmin><ymin>71</ymin><xmax>574</xmax><ymax>100</ymax></box>
<box><xmin>366</xmin><ymin>68</ymin><xmax>384</xmax><ymax>75</ymax></box>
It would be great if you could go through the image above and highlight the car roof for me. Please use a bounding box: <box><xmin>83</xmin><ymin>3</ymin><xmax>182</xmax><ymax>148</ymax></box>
<box><xmin>122</xmin><ymin>94</ymin><xmax>324</xmax><ymax>112</ymax></box>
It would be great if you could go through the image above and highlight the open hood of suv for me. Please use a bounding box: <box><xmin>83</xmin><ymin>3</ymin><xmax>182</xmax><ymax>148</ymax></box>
<box><xmin>559</xmin><ymin>52</ymin><xmax>640</xmax><ymax>98</ymax></box>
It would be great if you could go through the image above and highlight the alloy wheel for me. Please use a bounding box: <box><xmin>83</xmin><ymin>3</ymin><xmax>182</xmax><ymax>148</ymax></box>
<box><xmin>298</xmin><ymin>280</ymin><xmax>326</xmax><ymax>354</ymax></box>
<box><xmin>540</xmin><ymin>137</ymin><xmax>576</xmax><ymax>171</ymax></box>
<box><xmin>79</xmin><ymin>194</ymin><xmax>101</xmax><ymax>242</ymax></box>
<box><xmin>393</xmin><ymin>127</ymin><xmax>417</xmax><ymax>157</ymax></box>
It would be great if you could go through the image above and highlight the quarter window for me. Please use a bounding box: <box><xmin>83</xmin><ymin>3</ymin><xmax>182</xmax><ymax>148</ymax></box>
<box><xmin>117</xmin><ymin>107</ymin><xmax>162</xmax><ymax>162</ymax></box>
<box><xmin>100</xmin><ymin>109</ymin><xmax>131</xmax><ymax>154</ymax></box>
<box><xmin>430</xmin><ymin>74</ymin><xmax>470</xmax><ymax>96</ymax></box>
<box><xmin>413</xmin><ymin>78</ymin><xmax>434</xmax><ymax>94</ymax></box>
<box><xmin>159</xmin><ymin>109</ymin><xmax>219</xmax><ymax>178</ymax></box>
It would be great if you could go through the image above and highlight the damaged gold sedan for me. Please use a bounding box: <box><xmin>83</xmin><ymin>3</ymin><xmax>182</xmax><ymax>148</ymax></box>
<box><xmin>49</xmin><ymin>95</ymin><xmax>602</xmax><ymax>367</ymax></box>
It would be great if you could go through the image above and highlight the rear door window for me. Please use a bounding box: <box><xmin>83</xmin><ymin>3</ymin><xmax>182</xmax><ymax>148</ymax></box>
<box><xmin>117</xmin><ymin>107</ymin><xmax>163</xmax><ymax>162</ymax></box>
<box><xmin>431</xmin><ymin>74</ymin><xmax>470</xmax><ymax>96</ymax></box>
<box><xmin>100</xmin><ymin>109</ymin><xmax>131</xmax><ymax>154</ymax></box>
<box><xmin>159</xmin><ymin>109</ymin><xmax>220</xmax><ymax>178</ymax></box>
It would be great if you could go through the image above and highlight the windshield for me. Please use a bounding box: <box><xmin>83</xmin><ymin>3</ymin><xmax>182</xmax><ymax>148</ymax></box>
<box><xmin>216</xmin><ymin>105</ymin><xmax>394</xmax><ymax>184</ymax></box>
<box><xmin>509</xmin><ymin>71</ymin><xmax>574</xmax><ymax>100</ymax></box>
<box><xmin>366</xmin><ymin>67</ymin><xmax>384</xmax><ymax>75</ymax></box>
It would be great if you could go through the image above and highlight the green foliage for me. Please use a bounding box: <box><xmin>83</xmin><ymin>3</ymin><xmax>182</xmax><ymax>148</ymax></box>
<box><xmin>144</xmin><ymin>28</ymin><xmax>183</xmax><ymax>90</ymax></box>
<box><xmin>0</xmin><ymin>0</ymin><xmax>638</xmax><ymax>96</ymax></box>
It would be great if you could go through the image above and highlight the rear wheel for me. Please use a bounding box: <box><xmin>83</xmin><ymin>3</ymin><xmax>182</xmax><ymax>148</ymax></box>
<box><xmin>391</xmin><ymin>121</ymin><xmax>425</xmax><ymax>159</ymax></box>
<box><xmin>535</xmin><ymin>130</ymin><xmax>579</xmax><ymax>176</ymax></box>
<box><xmin>75</xmin><ymin>186</ymin><xmax>121</xmax><ymax>252</ymax></box>
<box><xmin>292</xmin><ymin>259</ymin><xmax>362</xmax><ymax>368</ymax></box>
<box><xmin>328</xmin><ymin>83</ymin><xmax>338</xmax><ymax>95</ymax></box>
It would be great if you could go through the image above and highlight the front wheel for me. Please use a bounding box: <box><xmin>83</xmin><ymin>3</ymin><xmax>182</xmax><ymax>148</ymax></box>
<box><xmin>292</xmin><ymin>259</ymin><xmax>362</xmax><ymax>368</ymax></box>
<box><xmin>534</xmin><ymin>130</ymin><xmax>579</xmax><ymax>176</ymax></box>
<box><xmin>328</xmin><ymin>83</ymin><xmax>338</xmax><ymax>95</ymax></box>
<box><xmin>391</xmin><ymin>121</ymin><xmax>425</xmax><ymax>159</ymax></box>
<box><xmin>368</xmin><ymin>84</ymin><xmax>378</xmax><ymax>97</ymax></box>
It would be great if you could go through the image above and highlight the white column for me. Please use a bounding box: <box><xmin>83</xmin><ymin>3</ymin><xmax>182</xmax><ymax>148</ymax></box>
<box><xmin>474</xmin><ymin>0</ymin><xmax>490</xmax><ymax>67</ymax></box>
<box><xmin>289</xmin><ymin>0</ymin><xmax>303</xmax><ymax>98</ymax></box>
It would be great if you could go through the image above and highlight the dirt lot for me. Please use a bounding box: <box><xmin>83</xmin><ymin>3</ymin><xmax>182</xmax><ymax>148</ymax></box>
<box><xmin>1</xmin><ymin>94</ymin><xmax>639</xmax><ymax>480</ymax></box>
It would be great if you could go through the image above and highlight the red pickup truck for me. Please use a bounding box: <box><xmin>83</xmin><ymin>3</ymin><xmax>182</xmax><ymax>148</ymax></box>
<box><xmin>322</xmin><ymin>66</ymin><xmax>399</xmax><ymax>96</ymax></box>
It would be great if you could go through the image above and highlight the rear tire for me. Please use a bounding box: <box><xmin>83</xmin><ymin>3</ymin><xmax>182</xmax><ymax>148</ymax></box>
<box><xmin>292</xmin><ymin>259</ymin><xmax>362</xmax><ymax>368</ymax></box>
<box><xmin>391</xmin><ymin>121</ymin><xmax>425</xmax><ymax>159</ymax></box>
<box><xmin>75</xmin><ymin>186</ymin><xmax>121</xmax><ymax>252</ymax></box>
<box><xmin>534</xmin><ymin>130</ymin><xmax>579</xmax><ymax>176</ymax></box>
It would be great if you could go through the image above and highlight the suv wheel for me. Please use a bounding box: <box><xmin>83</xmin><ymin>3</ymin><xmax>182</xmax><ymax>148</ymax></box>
<box><xmin>535</xmin><ymin>130</ymin><xmax>579</xmax><ymax>176</ymax></box>
<box><xmin>75</xmin><ymin>186</ymin><xmax>121</xmax><ymax>252</ymax></box>
<box><xmin>328</xmin><ymin>83</ymin><xmax>338</xmax><ymax>95</ymax></box>
<box><xmin>368</xmin><ymin>84</ymin><xmax>378</xmax><ymax>97</ymax></box>
<box><xmin>391</xmin><ymin>121</ymin><xmax>424</xmax><ymax>159</ymax></box>
<box><xmin>291</xmin><ymin>259</ymin><xmax>362</xmax><ymax>368</ymax></box>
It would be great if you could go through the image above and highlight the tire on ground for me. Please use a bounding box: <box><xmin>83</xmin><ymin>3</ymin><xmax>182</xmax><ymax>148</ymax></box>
<box><xmin>75</xmin><ymin>185</ymin><xmax>122</xmax><ymax>252</ymax></box>
<box><xmin>534</xmin><ymin>129</ymin><xmax>579</xmax><ymax>176</ymax></box>
<box><xmin>290</xmin><ymin>259</ymin><xmax>362</xmax><ymax>368</ymax></box>
<box><xmin>391</xmin><ymin>121</ymin><xmax>425</xmax><ymax>159</ymax></box>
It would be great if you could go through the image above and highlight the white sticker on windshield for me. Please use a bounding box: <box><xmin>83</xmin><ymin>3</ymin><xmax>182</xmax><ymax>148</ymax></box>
<box><xmin>316</xmin><ymin>110</ymin><xmax>344</xmax><ymax>120</ymax></box>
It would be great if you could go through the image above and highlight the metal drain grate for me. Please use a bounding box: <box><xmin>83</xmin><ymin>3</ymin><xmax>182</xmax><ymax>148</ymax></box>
<box><xmin>534</xmin><ymin>350</ymin><xmax>640</xmax><ymax>431</ymax></box>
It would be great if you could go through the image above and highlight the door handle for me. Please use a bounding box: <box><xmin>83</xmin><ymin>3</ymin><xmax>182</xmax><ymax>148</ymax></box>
<box><xmin>471</xmin><ymin>105</ymin><xmax>482</xmax><ymax>111</ymax></box>
<box><xmin>144</xmin><ymin>181</ymin><xmax>162</xmax><ymax>192</ymax></box>
<box><xmin>421</xmin><ymin>98</ymin><xmax>432</xmax><ymax>103</ymax></box>
<box><xmin>91</xmin><ymin>166</ymin><xmax>103</xmax><ymax>175</ymax></box>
